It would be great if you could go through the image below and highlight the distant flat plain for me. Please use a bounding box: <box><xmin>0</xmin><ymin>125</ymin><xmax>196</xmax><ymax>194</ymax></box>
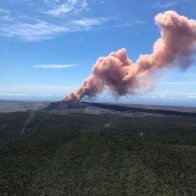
<box><xmin>0</xmin><ymin>100</ymin><xmax>49</xmax><ymax>113</ymax></box>
<box><xmin>1</xmin><ymin>100</ymin><xmax>196</xmax><ymax>114</ymax></box>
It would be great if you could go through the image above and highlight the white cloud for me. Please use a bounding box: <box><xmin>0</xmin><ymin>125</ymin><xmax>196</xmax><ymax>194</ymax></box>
<box><xmin>135</xmin><ymin>19</ymin><xmax>146</xmax><ymax>25</ymax></box>
<box><xmin>0</xmin><ymin>8</ymin><xmax>13</xmax><ymax>22</ymax></box>
<box><xmin>46</xmin><ymin>5</ymin><xmax>73</xmax><ymax>16</ymax></box>
<box><xmin>45</xmin><ymin>0</ymin><xmax>88</xmax><ymax>16</ymax></box>
<box><xmin>72</xmin><ymin>18</ymin><xmax>106</xmax><ymax>27</ymax></box>
<box><xmin>0</xmin><ymin>1</ymin><xmax>111</xmax><ymax>41</ymax></box>
<box><xmin>186</xmin><ymin>94</ymin><xmax>196</xmax><ymax>99</ymax></box>
<box><xmin>154</xmin><ymin>1</ymin><xmax>179</xmax><ymax>8</ymax></box>
<box><xmin>0</xmin><ymin>16</ymin><xmax>108</xmax><ymax>41</ymax></box>
<box><xmin>114</xmin><ymin>18</ymin><xmax>146</xmax><ymax>28</ymax></box>
<box><xmin>1</xmin><ymin>20</ymin><xmax>67</xmax><ymax>41</ymax></box>
<box><xmin>33</xmin><ymin>64</ymin><xmax>75</xmax><ymax>69</ymax></box>
<box><xmin>0</xmin><ymin>8</ymin><xmax>10</xmax><ymax>13</ymax></box>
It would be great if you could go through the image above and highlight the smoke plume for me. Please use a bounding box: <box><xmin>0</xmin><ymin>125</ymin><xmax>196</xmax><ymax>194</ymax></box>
<box><xmin>64</xmin><ymin>11</ymin><xmax>196</xmax><ymax>101</ymax></box>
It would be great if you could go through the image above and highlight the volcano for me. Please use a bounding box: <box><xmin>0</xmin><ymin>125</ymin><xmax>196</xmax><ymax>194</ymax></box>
<box><xmin>43</xmin><ymin>100</ymin><xmax>196</xmax><ymax>117</ymax></box>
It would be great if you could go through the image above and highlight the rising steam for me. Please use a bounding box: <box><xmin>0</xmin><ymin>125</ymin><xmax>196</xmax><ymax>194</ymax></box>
<box><xmin>64</xmin><ymin>11</ymin><xmax>196</xmax><ymax>101</ymax></box>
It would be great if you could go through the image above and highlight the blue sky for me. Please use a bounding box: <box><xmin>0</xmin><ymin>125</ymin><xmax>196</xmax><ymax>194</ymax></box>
<box><xmin>0</xmin><ymin>0</ymin><xmax>196</xmax><ymax>106</ymax></box>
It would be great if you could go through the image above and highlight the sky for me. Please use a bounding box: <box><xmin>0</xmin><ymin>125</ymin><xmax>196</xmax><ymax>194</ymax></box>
<box><xmin>0</xmin><ymin>0</ymin><xmax>196</xmax><ymax>106</ymax></box>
